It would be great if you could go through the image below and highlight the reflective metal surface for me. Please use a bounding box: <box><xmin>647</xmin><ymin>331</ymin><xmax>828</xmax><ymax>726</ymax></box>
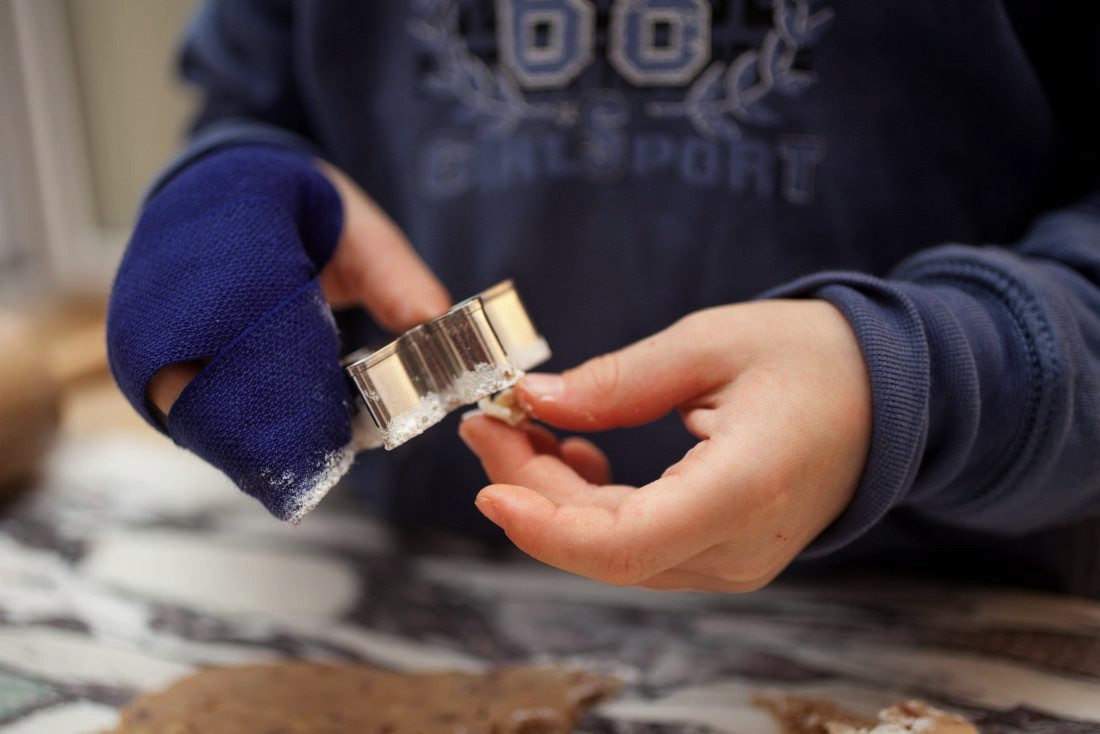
<box><xmin>344</xmin><ymin>280</ymin><xmax>550</xmax><ymax>450</ymax></box>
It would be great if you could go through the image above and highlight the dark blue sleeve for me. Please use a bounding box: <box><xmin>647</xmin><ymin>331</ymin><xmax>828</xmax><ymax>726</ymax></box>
<box><xmin>154</xmin><ymin>0</ymin><xmax>321</xmax><ymax>189</ymax></box>
<box><xmin>767</xmin><ymin>195</ymin><xmax>1100</xmax><ymax>558</ymax></box>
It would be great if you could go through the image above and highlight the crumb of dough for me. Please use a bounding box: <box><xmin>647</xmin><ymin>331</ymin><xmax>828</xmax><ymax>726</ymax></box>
<box><xmin>477</xmin><ymin>388</ymin><xmax>528</xmax><ymax>426</ymax></box>
<box><xmin>834</xmin><ymin>701</ymin><xmax>978</xmax><ymax>734</ymax></box>
<box><xmin>753</xmin><ymin>693</ymin><xmax>875</xmax><ymax>734</ymax></box>
<box><xmin>108</xmin><ymin>663</ymin><xmax>620</xmax><ymax>734</ymax></box>
<box><xmin>753</xmin><ymin>694</ymin><xmax>978</xmax><ymax>734</ymax></box>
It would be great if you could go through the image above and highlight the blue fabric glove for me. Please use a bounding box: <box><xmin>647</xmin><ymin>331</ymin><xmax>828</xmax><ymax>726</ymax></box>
<box><xmin>107</xmin><ymin>145</ymin><xmax>351</xmax><ymax>522</ymax></box>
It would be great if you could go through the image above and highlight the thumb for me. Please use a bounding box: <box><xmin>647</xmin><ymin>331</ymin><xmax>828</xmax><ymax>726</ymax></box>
<box><xmin>516</xmin><ymin>316</ymin><xmax>726</xmax><ymax>431</ymax></box>
<box><xmin>317</xmin><ymin>162</ymin><xmax>451</xmax><ymax>330</ymax></box>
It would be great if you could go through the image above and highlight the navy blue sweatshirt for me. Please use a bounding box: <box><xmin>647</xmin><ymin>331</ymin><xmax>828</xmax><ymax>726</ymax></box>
<box><xmin>143</xmin><ymin>1</ymin><xmax>1100</xmax><ymax>594</ymax></box>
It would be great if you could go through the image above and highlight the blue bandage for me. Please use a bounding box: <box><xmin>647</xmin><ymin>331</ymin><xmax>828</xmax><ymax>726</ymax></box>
<box><xmin>107</xmin><ymin>145</ymin><xmax>351</xmax><ymax>522</ymax></box>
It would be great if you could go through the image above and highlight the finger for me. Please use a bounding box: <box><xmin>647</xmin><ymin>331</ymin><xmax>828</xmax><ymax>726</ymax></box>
<box><xmin>635</xmin><ymin>569</ymin><xmax>719</xmax><ymax>591</ymax></box>
<box><xmin>515</xmin><ymin>314</ymin><xmax>728</xmax><ymax>431</ymax></box>
<box><xmin>316</xmin><ymin>162</ymin><xmax>451</xmax><ymax>329</ymax></box>
<box><xmin>459</xmin><ymin>414</ymin><xmax>593</xmax><ymax>505</ymax></box>
<box><xmin>145</xmin><ymin>359</ymin><xmax>206</xmax><ymax>420</ymax></box>
<box><xmin>520</xmin><ymin>422</ymin><xmax>564</xmax><ymax>459</ymax></box>
<box><xmin>561</xmin><ymin>437</ymin><xmax>611</xmax><ymax>485</ymax></box>
<box><xmin>461</xmin><ymin>415</ymin><xmax>630</xmax><ymax>509</ymax></box>
<box><xmin>485</xmin><ymin>418</ymin><xmax>612</xmax><ymax>487</ymax></box>
<box><xmin>669</xmin><ymin>542</ymin><xmax>791</xmax><ymax>589</ymax></box>
<box><xmin>474</xmin><ymin>439</ymin><xmax>735</xmax><ymax>586</ymax></box>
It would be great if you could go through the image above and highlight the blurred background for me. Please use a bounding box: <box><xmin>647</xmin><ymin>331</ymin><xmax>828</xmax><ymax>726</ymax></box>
<box><xmin>0</xmin><ymin>0</ymin><xmax>199</xmax><ymax>490</ymax></box>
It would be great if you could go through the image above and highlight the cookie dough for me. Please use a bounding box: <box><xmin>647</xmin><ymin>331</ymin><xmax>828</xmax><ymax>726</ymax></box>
<box><xmin>108</xmin><ymin>663</ymin><xmax>619</xmax><ymax>734</ymax></box>
<box><xmin>753</xmin><ymin>693</ymin><xmax>875</xmax><ymax>734</ymax></box>
<box><xmin>477</xmin><ymin>388</ymin><xmax>527</xmax><ymax>426</ymax></box>
<box><xmin>827</xmin><ymin>701</ymin><xmax>977</xmax><ymax>734</ymax></box>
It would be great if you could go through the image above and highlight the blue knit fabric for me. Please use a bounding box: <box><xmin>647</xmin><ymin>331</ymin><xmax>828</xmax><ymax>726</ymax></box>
<box><xmin>766</xmin><ymin>203</ymin><xmax>1100</xmax><ymax>561</ymax></box>
<box><xmin>106</xmin><ymin>145</ymin><xmax>348</xmax><ymax>521</ymax></box>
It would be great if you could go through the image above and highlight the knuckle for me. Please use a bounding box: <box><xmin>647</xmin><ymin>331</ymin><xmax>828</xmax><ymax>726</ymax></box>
<box><xmin>735</xmin><ymin>575</ymin><xmax>774</xmax><ymax>593</ymax></box>
<box><xmin>674</xmin><ymin>309</ymin><xmax>707</xmax><ymax>332</ymax></box>
<box><xmin>725</xmin><ymin>549</ymin><xmax>790</xmax><ymax>589</ymax></box>
<box><xmin>670</xmin><ymin>310</ymin><xmax>724</xmax><ymax>364</ymax></box>
<box><xmin>674</xmin><ymin>307</ymin><xmax>719</xmax><ymax>337</ymax></box>
<box><xmin>368</xmin><ymin>287</ymin><xmax>421</xmax><ymax>329</ymax></box>
<box><xmin>597</xmin><ymin>548</ymin><xmax>651</xmax><ymax>587</ymax></box>
<box><xmin>699</xmin><ymin>545</ymin><xmax>781</xmax><ymax>586</ymax></box>
<box><xmin>721</xmin><ymin>558</ymin><xmax>773</xmax><ymax>585</ymax></box>
<box><xmin>509</xmin><ymin>511</ymin><xmax>552</xmax><ymax>561</ymax></box>
<box><xmin>371</xmin><ymin>287</ymin><xmax>404</xmax><ymax>317</ymax></box>
<box><xmin>518</xmin><ymin>529</ymin><xmax>548</xmax><ymax>563</ymax></box>
<box><xmin>520</xmin><ymin>454</ymin><xmax>562</xmax><ymax>485</ymax></box>
<box><xmin>581</xmin><ymin>352</ymin><xmax>622</xmax><ymax>399</ymax></box>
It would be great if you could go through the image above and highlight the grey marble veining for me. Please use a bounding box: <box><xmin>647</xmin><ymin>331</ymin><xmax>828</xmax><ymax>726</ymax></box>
<box><xmin>1</xmin><ymin>434</ymin><xmax>1099</xmax><ymax>733</ymax></box>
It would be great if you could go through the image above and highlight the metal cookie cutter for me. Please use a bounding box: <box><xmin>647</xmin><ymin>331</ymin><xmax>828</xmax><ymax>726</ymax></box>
<box><xmin>344</xmin><ymin>280</ymin><xmax>551</xmax><ymax>450</ymax></box>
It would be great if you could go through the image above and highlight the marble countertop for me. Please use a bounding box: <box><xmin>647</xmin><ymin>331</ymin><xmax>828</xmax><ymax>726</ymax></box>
<box><xmin>1</xmin><ymin>431</ymin><xmax>1099</xmax><ymax>734</ymax></box>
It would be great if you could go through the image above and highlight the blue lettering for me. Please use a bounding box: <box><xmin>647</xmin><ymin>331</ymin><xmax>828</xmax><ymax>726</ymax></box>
<box><xmin>609</xmin><ymin>0</ymin><xmax>711</xmax><ymax>86</ymax></box>
<box><xmin>777</xmin><ymin>136</ymin><xmax>825</xmax><ymax>205</ymax></box>
<box><xmin>633</xmin><ymin>134</ymin><xmax>676</xmax><ymax>176</ymax></box>
<box><xmin>729</xmin><ymin>140</ymin><xmax>774</xmax><ymax>197</ymax></box>
<box><xmin>540</xmin><ymin>133</ymin><xmax>581</xmax><ymax>178</ymax></box>
<box><xmin>680</xmin><ymin>137</ymin><xmax>720</xmax><ymax>186</ymax></box>
<box><xmin>497</xmin><ymin>0</ymin><xmax>596</xmax><ymax>89</ymax></box>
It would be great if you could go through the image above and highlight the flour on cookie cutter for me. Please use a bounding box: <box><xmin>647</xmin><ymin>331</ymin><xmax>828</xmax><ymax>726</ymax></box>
<box><xmin>344</xmin><ymin>280</ymin><xmax>551</xmax><ymax>450</ymax></box>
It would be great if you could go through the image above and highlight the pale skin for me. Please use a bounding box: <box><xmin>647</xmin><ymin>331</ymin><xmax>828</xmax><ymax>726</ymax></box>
<box><xmin>148</xmin><ymin>162</ymin><xmax>873</xmax><ymax>592</ymax></box>
<box><xmin>459</xmin><ymin>300</ymin><xmax>872</xmax><ymax>591</ymax></box>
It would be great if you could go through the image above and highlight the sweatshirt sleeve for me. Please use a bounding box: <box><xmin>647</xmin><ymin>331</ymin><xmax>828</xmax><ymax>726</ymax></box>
<box><xmin>153</xmin><ymin>0</ymin><xmax>320</xmax><ymax>189</ymax></box>
<box><xmin>766</xmin><ymin>194</ymin><xmax>1100</xmax><ymax>558</ymax></box>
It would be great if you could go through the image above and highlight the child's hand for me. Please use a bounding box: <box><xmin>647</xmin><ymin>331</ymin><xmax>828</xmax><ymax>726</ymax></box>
<box><xmin>459</xmin><ymin>300</ymin><xmax>871</xmax><ymax>591</ymax></box>
<box><xmin>108</xmin><ymin>146</ymin><xmax>449</xmax><ymax>521</ymax></box>
<box><xmin>146</xmin><ymin>160</ymin><xmax>449</xmax><ymax>416</ymax></box>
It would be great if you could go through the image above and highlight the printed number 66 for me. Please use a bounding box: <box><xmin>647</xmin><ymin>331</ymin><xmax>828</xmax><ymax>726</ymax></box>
<box><xmin>497</xmin><ymin>0</ymin><xmax>712</xmax><ymax>89</ymax></box>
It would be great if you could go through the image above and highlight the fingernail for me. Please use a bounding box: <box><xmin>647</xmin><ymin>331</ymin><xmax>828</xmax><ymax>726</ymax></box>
<box><xmin>521</xmin><ymin>373</ymin><xmax>564</xmax><ymax>400</ymax></box>
<box><xmin>475</xmin><ymin>493</ymin><xmax>503</xmax><ymax>525</ymax></box>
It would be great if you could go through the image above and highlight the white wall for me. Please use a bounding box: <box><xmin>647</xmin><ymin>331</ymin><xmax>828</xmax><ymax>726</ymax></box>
<box><xmin>0</xmin><ymin>0</ymin><xmax>201</xmax><ymax>302</ymax></box>
<box><xmin>65</xmin><ymin>0</ymin><xmax>201</xmax><ymax>229</ymax></box>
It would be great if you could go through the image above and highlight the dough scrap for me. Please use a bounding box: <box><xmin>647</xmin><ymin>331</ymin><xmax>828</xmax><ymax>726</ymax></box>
<box><xmin>754</xmin><ymin>694</ymin><xmax>977</xmax><ymax>734</ymax></box>
<box><xmin>476</xmin><ymin>388</ymin><xmax>528</xmax><ymax>426</ymax></box>
<box><xmin>107</xmin><ymin>663</ymin><xmax>619</xmax><ymax>734</ymax></box>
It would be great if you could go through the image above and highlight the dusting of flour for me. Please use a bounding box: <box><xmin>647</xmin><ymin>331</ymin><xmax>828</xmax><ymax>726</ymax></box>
<box><xmin>377</xmin><ymin>363</ymin><xmax>518</xmax><ymax>450</ymax></box>
<box><xmin>379</xmin><ymin>393</ymin><xmax>449</xmax><ymax>450</ymax></box>
<box><xmin>281</xmin><ymin>444</ymin><xmax>357</xmax><ymax>525</ymax></box>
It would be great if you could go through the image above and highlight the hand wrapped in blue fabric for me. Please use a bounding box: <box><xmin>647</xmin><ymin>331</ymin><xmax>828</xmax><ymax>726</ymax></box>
<box><xmin>107</xmin><ymin>146</ymin><xmax>450</xmax><ymax>521</ymax></box>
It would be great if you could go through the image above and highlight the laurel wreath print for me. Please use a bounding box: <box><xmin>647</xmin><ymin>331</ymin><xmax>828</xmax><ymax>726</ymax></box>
<box><xmin>647</xmin><ymin>0</ymin><xmax>833</xmax><ymax>137</ymax></box>
<box><xmin>408</xmin><ymin>0</ymin><xmax>833</xmax><ymax>139</ymax></box>
<box><xmin>408</xmin><ymin>0</ymin><xmax>579</xmax><ymax>136</ymax></box>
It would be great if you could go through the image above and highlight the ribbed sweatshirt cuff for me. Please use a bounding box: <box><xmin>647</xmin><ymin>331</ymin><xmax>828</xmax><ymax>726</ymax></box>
<box><xmin>761</xmin><ymin>273</ymin><xmax>931</xmax><ymax>558</ymax></box>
